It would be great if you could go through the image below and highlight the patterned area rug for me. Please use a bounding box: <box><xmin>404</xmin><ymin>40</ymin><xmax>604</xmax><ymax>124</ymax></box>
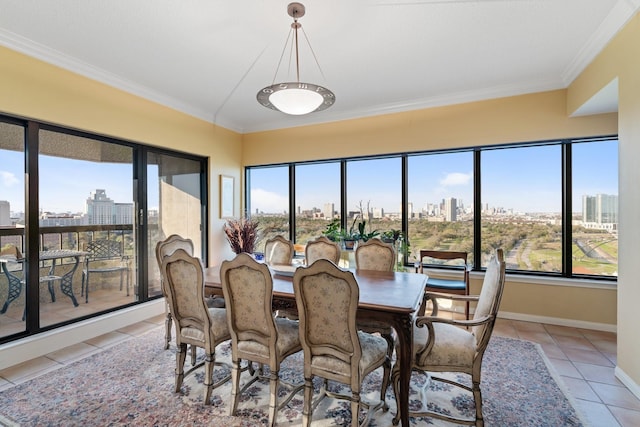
<box><xmin>0</xmin><ymin>326</ymin><xmax>587</xmax><ymax>426</ymax></box>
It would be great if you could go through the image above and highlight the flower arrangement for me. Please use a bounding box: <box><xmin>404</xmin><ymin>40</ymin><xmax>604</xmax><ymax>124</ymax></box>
<box><xmin>223</xmin><ymin>216</ymin><xmax>261</xmax><ymax>254</ymax></box>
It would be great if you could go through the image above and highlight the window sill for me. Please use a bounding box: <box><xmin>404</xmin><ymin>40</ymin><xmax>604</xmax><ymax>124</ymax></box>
<box><xmin>470</xmin><ymin>271</ymin><xmax>617</xmax><ymax>290</ymax></box>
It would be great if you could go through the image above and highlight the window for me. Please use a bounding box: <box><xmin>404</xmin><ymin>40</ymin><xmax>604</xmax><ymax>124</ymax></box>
<box><xmin>408</xmin><ymin>152</ymin><xmax>474</xmax><ymax>263</ymax></box>
<box><xmin>571</xmin><ymin>140</ymin><xmax>618</xmax><ymax>276</ymax></box>
<box><xmin>247</xmin><ymin>166</ymin><xmax>290</xmax><ymax>247</ymax></box>
<box><xmin>347</xmin><ymin>157</ymin><xmax>402</xmax><ymax>240</ymax></box>
<box><xmin>294</xmin><ymin>162</ymin><xmax>340</xmax><ymax>246</ymax></box>
<box><xmin>245</xmin><ymin>136</ymin><xmax>618</xmax><ymax>281</ymax></box>
<box><xmin>0</xmin><ymin>116</ymin><xmax>207</xmax><ymax>344</ymax></box>
<box><xmin>0</xmin><ymin>121</ymin><xmax>26</xmax><ymax>339</ymax></box>
<box><xmin>146</xmin><ymin>152</ymin><xmax>206</xmax><ymax>298</ymax></box>
<box><xmin>481</xmin><ymin>144</ymin><xmax>562</xmax><ymax>271</ymax></box>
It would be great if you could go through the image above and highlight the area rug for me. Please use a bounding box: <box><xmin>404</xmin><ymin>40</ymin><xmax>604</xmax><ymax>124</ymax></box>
<box><xmin>0</xmin><ymin>326</ymin><xmax>588</xmax><ymax>426</ymax></box>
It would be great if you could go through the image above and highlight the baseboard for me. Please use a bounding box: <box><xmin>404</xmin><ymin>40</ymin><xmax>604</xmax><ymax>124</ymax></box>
<box><xmin>615</xmin><ymin>366</ymin><xmax>640</xmax><ymax>400</ymax></box>
<box><xmin>0</xmin><ymin>299</ymin><xmax>164</xmax><ymax>371</ymax></box>
<box><xmin>498</xmin><ymin>310</ymin><xmax>617</xmax><ymax>333</ymax></box>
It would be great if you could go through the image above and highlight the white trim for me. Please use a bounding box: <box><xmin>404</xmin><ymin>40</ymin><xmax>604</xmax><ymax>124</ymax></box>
<box><xmin>615</xmin><ymin>366</ymin><xmax>640</xmax><ymax>400</ymax></box>
<box><xmin>0</xmin><ymin>299</ymin><xmax>164</xmax><ymax>371</ymax></box>
<box><xmin>498</xmin><ymin>310</ymin><xmax>617</xmax><ymax>333</ymax></box>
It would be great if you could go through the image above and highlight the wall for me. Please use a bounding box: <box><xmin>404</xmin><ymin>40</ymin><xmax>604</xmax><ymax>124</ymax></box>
<box><xmin>0</xmin><ymin>45</ymin><xmax>243</xmax><ymax>267</ymax></box>
<box><xmin>568</xmin><ymin>12</ymin><xmax>640</xmax><ymax>398</ymax></box>
<box><xmin>243</xmin><ymin>89</ymin><xmax>616</xmax><ymax>164</ymax></box>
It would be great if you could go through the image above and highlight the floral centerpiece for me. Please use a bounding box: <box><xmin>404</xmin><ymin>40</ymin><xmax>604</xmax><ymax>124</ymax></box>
<box><xmin>223</xmin><ymin>216</ymin><xmax>261</xmax><ymax>254</ymax></box>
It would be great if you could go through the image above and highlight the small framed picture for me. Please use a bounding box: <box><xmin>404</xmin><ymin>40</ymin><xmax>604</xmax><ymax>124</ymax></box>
<box><xmin>220</xmin><ymin>175</ymin><xmax>234</xmax><ymax>218</ymax></box>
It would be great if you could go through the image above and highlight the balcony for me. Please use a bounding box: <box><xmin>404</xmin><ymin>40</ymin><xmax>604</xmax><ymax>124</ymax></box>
<box><xmin>0</xmin><ymin>224</ymin><xmax>161</xmax><ymax>342</ymax></box>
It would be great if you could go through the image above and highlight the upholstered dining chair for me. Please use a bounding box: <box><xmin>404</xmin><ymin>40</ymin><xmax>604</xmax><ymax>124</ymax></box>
<box><xmin>354</xmin><ymin>238</ymin><xmax>396</xmax><ymax>359</ymax></box>
<box><xmin>293</xmin><ymin>259</ymin><xmax>390</xmax><ymax>427</ymax></box>
<box><xmin>355</xmin><ymin>238</ymin><xmax>395</xmax><ymax>271</ymax></box>
<box><xmin>160</xmin><ymin>248</ymin><xmax>231</xmax><ymax>405</ymax></box>
<box><xmin>155</xmin><ymin>234</ymin><xmax>195</xmax><ymax>350</ymax></box>
<box><xmin>391</xmin><ymin>248</ymin><xmax>506</xmax><ymax>427</ymax></box>
<box><xmin>304</xmin><ymin>235</ymin><xmax>341</xmax><ymax>265</ymax></box>
<box><xmin>220</xmin><ymin>253</ymin><xmax>303</xmax><ymax>427</ymax></box>
<box><xmin>419</xmin><ymin>250</ymin><xmax>471</xmax><ymax>319</ymax></box>
<box><xmin>264</xmin><ymin>235</ymin><xmax>295</xmax><ymax>266</ymax></box>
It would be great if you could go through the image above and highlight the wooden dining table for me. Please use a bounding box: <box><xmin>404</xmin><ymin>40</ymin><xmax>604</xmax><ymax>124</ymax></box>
<box><xmin>205</xmin><ymin>264</ymin><xmax>427</xmax><ymax>427</ymax></box>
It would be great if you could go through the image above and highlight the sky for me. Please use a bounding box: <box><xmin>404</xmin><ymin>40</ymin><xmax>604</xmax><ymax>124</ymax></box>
<box><xmin>1</xmin><ymin>140</ymin><xmax>617</xmax><ymax>215</ymax></box>
<box><xmin>1</xmin><ymin>150</ymin><xmax>157</xmax><ymax>214</ymax></box>
<box><xmin>248</xmin><ymin>140</ymin><xmax>619</xmax><ymax>214</ymax></box>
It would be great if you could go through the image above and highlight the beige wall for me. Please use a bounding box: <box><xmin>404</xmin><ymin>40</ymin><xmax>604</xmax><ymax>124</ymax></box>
<box><xmin>243</xmin><ymin>89</ymin><xmax>616</xmax><ymax>165</ymax></box>
<box><xmin>0</xmin><ymin>45</ymin><xmax>243</xmax><ymax>266</ymax></box>
<box><xmin>569</xmin><ymin>12</ymin><xmax>640</xmax><ymax>395</ymax></box>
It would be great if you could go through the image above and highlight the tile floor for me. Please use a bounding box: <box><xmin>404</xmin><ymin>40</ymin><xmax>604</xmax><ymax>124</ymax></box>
<box><xmin>0</xmin><ymin>314</ymin><xmax>639</xmax><ymax>427</ymax></box>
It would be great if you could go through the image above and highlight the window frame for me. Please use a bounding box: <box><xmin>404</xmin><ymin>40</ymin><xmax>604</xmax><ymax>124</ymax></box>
<box><xmin>245</xmin><ymin>135</ymin><xmax>618</xmax><ymax>282</ymax></box>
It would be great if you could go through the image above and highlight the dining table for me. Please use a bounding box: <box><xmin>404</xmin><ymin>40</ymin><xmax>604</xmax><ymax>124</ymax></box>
<box><xmin>205</xmin><ymin>263</ymin><xmax>428</xmax><ymax>427</ymax></box>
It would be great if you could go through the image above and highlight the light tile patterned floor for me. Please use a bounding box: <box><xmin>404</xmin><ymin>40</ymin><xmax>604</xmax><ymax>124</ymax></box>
<box><xmin>1</xmin><ymin>314</ymin><xmax>639</xmax><ymax>427</ymax></box>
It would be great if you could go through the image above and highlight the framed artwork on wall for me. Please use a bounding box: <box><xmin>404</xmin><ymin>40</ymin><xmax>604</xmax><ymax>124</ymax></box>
<box><xmin>220</xmin><ymin>175</ymin><xmax>234</xmax><ymax>218</ymax></box>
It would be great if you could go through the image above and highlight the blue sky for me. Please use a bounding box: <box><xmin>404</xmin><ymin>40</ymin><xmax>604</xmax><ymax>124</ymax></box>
<box><xmin>249</xmin><ymin>141</ymin><xmax>619</xmax><ymax>214</ymax></box>
<box><xmin>1</xmin><ymin>140</ymin><xmax>617</xmax><ymax>215</ymax></box>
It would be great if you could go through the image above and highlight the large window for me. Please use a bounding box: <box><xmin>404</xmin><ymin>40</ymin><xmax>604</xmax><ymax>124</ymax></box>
<box><xmin>0</xmin><ymin>117</ymin><xmax>207</xmax><ymax>344</ymax></box>
<box><xmin>246</xmin><ymin>136</ymin><xmax>618</xmax><ymax>280</ymax></box>
<box><xmin>481</xmin><ymin>144</ymin><xmax>562</xmax><ymax>271</ymax></box>
<box><xmin>247</xmin><ymin>166</ymin><xmax>290</xmax><ymax>249</ymax></box>
<box><xmin>571</xmin><ymin>140</ymin><xmax>618</xmax><ymax>276</ymax></box>
<box><xmin>408</xmin><ymin>151</ymin><xmax>474</xmax><ymax>264</ymax></box>
<box><xmin>294</xmin><ymin>162</ymin><xmax>341</xmax><ymax>246</ymax></box>
<box><xmin>346</xmin><ymin>158</ymin><xmax>402</xmax><ymax>242</ymax></box>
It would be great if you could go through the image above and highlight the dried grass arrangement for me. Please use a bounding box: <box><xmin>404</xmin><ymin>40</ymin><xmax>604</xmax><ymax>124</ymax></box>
<box><xmin>223</xmin><ymin>217</ymin><xmax>261</xmax><ymax>254</ymax></box>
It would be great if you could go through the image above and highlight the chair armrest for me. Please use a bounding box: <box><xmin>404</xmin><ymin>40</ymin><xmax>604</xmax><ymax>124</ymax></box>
<box><xmin>415</xmin><ymin>314</ymin><xmax>492</xmax><ymax>329</ymax></box>
<box><xmin>424</xmin><ymin>291</ymin><xmax>479</xmax><ymax>302</ymax></box>
<box><xmin>423</xmin><ymin>291</ymin><xmax>479</xmax><ymax>316</ymax></box>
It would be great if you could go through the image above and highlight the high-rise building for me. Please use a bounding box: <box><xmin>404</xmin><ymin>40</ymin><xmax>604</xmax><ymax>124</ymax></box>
<box><xmin>323</xmin><ymin>202</ymin><xmax>335</xmax><ymax>219</ymax></box>
<box><xmin>445</xmin><ymin>197</ymin><xmax>457</xmax><ymax>222</ymax></box>
<box><xmin>0</xmin><ymin>200</ymin><xmax>9</xmax><ymax>226</ymax></box>
<box><xmin>582</xmin><ymin>193</ymin><xmax>618</xmax><ymax>224</ymax></box>
<box><xmin>85</xmin><ymin>189</ymin><xmax>133</xmax><ymax>225</ymax></box>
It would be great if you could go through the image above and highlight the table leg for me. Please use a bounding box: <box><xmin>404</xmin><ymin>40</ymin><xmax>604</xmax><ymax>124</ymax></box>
<box><xmin>390</xmin><ymin>313</ymin><xmax>413</xmax><ymax>427</ymax></box>
<box><xmin>58</xmin><ymin>256</ymin><xmax>80</xmax><ymax>307</ymax></box>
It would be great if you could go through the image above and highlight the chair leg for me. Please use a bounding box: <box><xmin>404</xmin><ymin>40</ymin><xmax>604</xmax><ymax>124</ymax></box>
<box><xmin>472</xmin><ymin>378</ymin><xmax>484</xmax><ymax>427</ymax></box>
<box><xmin>175</xmin><ymin>343</ymin><xmax>187</xmax><ymax>392</ymax></box>
<box><xmin>350</xmin><ymin>393</ymin><xmax>360</xmax><ymax>427</ymax></box>
<box><xmin>203</xmin><ymin>351</ymin><xmax>215</xmax><ymax>405</ymax></box>
<box><xmin>390</xmin><ymin>364</ymin><xmax>401</xmax><ymax>426</ymax></box>
<box><xmin>164</xmin><ymin>305</ymin><xmax>172</xmax><ymax>350</ymax></box>
<box><xmin>302</xmin><ymin>377</ymin><xmax>314</xmax><ymax>427</ymax></box>
<box><xmin>268</xmin><ymin>371</ymin><xmax>279</xmax><ymax>427</ymax></box>
<box><xmin>380</xmin><ymin>356</ymin><xmax>391</xmax><ymax>412</ymax></box>
<box><xmin>229</xmin><ymin>358</ymin><xmax>242</xmax><ymax>416</ymax></box>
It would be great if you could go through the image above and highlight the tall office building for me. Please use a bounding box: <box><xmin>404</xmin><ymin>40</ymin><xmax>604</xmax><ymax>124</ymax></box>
<box><xmin>445</xmin><ymin>197</ymin><xmax>457</xmax><ymax>222</ymax></box>
<box><xmin>0</xmin><ymin>200</ymin><xmax>9</xmax><ymax>226</ymax></box>
<box><xmin>582</xmin><ymin>193</ymin><xmax>618</xmax><ymax>224</ymax></box>
<box><xmin>85</xmin><ymin>189</ymin><xmax>133</xmax><ymax>225</ymax></box>
<box><xmin>323</xmin><ymin>202</ymin><xmax>335</xmax><ymax>219</ymax></box>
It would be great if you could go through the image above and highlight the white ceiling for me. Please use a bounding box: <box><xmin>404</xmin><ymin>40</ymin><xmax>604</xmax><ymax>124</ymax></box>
<box><xmin>0</xmin><ymin>0</ymin><xmax>637</xmax><ymax>133</ymax></box>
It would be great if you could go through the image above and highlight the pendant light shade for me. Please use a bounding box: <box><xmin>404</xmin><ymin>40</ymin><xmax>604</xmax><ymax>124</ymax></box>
<box><xmin>257</xmin><ymin>3</ymin><xmax>335</xmax><ymax>115</ymax></box>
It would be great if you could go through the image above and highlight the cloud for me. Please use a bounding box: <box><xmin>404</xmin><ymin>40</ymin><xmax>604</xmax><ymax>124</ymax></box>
<box><xmin>0</xmin><ymin>171</ymin><xmax>19</xmax><ymax>187</ymax></box>
<box><xmin>439</xmin><ymin>172</ymin><xmax>472</xmax><ymax>187</ymax></box>
<box><xmin>250</xmin><ymin>188</ymin><xmax>289</xmax><ymax>214</ymax></box>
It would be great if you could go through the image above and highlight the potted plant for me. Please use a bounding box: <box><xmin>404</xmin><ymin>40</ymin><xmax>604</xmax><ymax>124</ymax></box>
<box><xmin>321</xmin><ymin>218</ymin><xmax>341</xmax><ymax>242</ymax></box>
<box><xmin>381</xmin><ymin>229</ymin><xmax>411</xmax><ymax>271</ymax></box>
<box><xmin>223</xmin><ymin>216</ymin><xmax>261</xmax><ymax>254</ymax></box>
